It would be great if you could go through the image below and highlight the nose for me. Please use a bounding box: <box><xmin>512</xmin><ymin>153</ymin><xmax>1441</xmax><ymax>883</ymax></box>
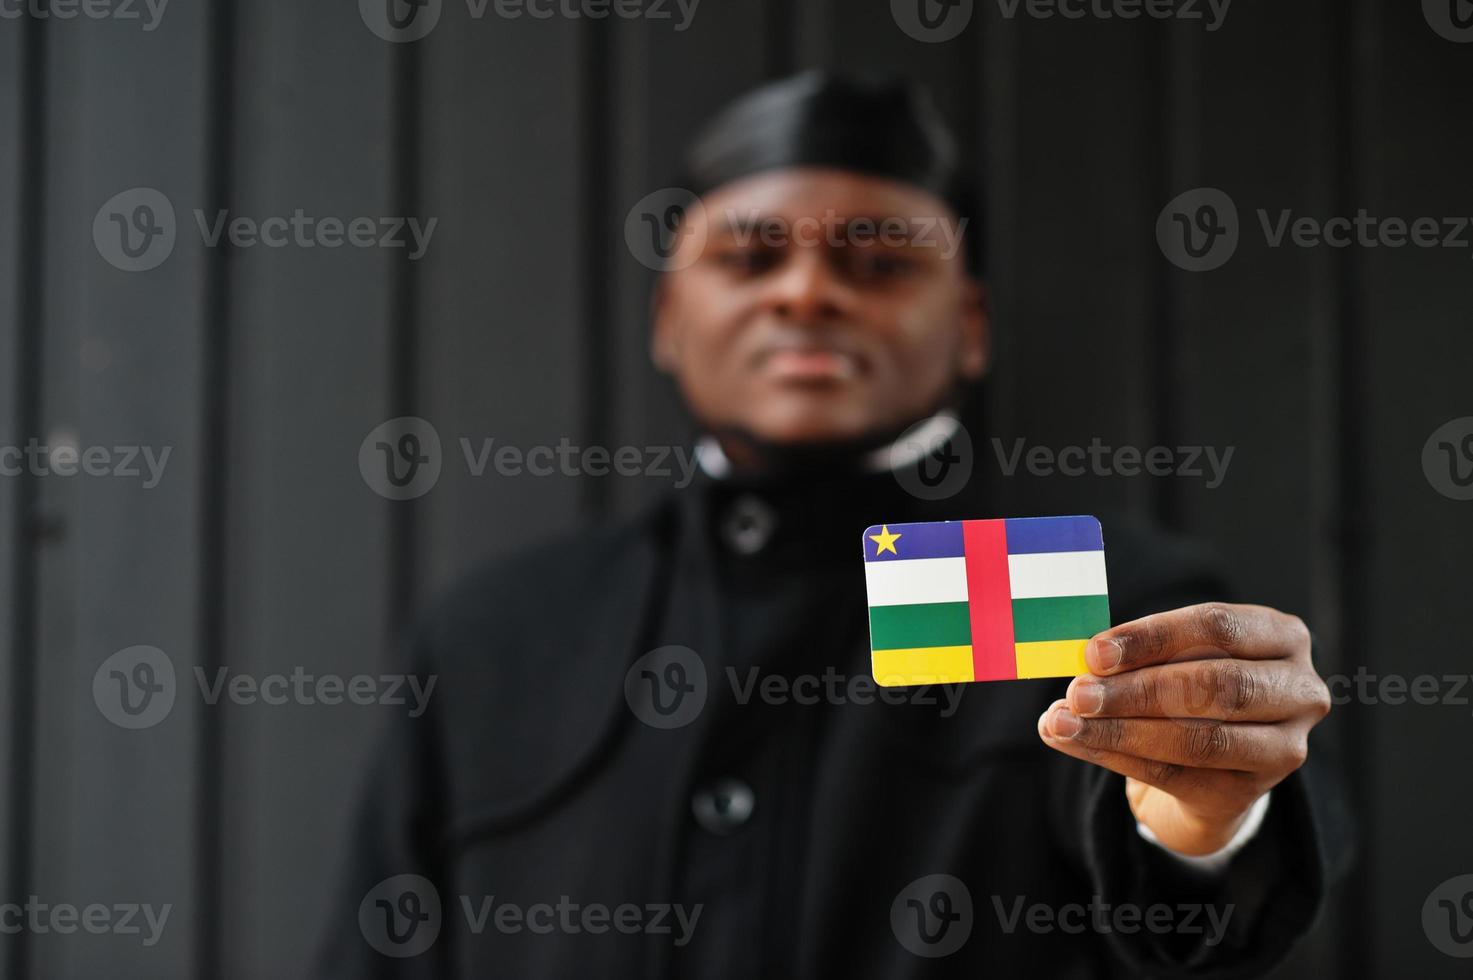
<box><xmin>761</xmin><ymin>248</ymin><xmax>849</xmax><ymax>323</ymax></box>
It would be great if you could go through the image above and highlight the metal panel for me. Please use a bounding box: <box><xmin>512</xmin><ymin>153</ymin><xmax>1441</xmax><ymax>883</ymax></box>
<box><xmin>213</xmin><ymin>2</ymin><xmax>398</xmax><ymax>976</ymax></box>
<box><xmin>413</xmin><ymin>12</ymin><xmax>590</xmax><ymax>587</ymax></box>
<box><xmin>27</xmin><ymin>4</ymin><xmax>214</xmax><ymax>976</ymax></box>
<box><xmin>0</xmin><ymin>18</ymin><xmax>32</xmax><ymax>979</ymax></box>
<box><xmin>1356</xmin><ymin>4</ymin><xmax>1473</xmax><ymax>976</ymax></box>
<box><xmin>980</xmin><ymin>12</ymin><xmax>1161</xmax><ymax>518</ymax></box>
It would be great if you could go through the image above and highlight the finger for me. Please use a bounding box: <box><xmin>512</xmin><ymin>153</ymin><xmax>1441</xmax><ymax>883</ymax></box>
<box><xmin>1066</xmin><ymin>659</ymin><xmax>1323</xmax><ymax>722</ymax></box>
<box><xmin>1086</xmin><ymin>602</ymin><xmax>1311</xmax><ymax>675</ymax></box>
<box><xmin>1036</xmin><ymin>705</ymin><xmax>1258</xmax><ymax>809</ymax></box>
<box><xmin>1040</xmin><ymin>702</ymin><xmax>1302</xmax><ymax>772</ymax></box>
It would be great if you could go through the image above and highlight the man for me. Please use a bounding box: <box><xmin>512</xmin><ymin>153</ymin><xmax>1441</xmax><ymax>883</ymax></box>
<box><xmin>324</xmin><ymin>72</ymin><xmax>1345</xmax><ymax>978</ymax></box>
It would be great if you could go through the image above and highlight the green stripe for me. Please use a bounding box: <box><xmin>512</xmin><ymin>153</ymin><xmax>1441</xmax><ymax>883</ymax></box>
<box><xmin>868</xmin><ymin>602</ymin><xmax>972</xmax><ymax>650</ymax></box>
<box><xmin>1011</xmin><ymin>594</ymin><xmax>1111</xmax><ymax>642</ymax></box>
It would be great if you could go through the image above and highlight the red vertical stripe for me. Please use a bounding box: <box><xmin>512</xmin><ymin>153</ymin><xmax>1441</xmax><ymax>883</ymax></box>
<box><xmin>963</xmin><ymin>519</ymin><xmax>1016</xmax><ymax>681</ymax></box>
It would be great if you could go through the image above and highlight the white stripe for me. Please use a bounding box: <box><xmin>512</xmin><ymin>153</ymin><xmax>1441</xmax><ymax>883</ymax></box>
<box><xmin>1007</xmin><ymin>550</ymin><xmax>1108</xmax><ymax>599</ymax></box>
<box><xmin>864</xmin><ymin>557</ymin><xmax>968</xmax><ymax>606</ymax></box>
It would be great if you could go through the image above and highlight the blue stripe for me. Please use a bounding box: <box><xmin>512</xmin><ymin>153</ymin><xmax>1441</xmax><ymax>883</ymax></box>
<box><xmin>861</xmin><ymin>521</ymin><xmax>964</xmax><ymax>561</ymax></box>
<box><xmin>1003</xmin><ymin>515</ymin><xmax>1103</xmax><ymax>554</ymax></box>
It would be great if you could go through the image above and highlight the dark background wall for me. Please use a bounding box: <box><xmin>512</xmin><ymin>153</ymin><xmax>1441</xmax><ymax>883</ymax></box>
<box><xmin>2</xmin><ymin>0</ymin><xmax>1471</xmax><ymax>977</ymax></box>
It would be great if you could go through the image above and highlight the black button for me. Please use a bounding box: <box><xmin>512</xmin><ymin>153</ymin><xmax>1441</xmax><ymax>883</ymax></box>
<box><xmin>691</xmin><ymin>777</ymin><xmax>755</xmax><ymax>835</ymax></box>
<box><xmin>721</xmin><ymin>494</ymin><xmax>775</xmax><ymax>555</ymax></box>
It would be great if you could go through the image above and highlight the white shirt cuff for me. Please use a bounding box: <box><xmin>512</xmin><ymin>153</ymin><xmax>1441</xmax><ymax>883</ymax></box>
<box><xmin>1134</xmin><ymin>792</ymin><xmax>1271</xmax><ymax>874</ymax></box>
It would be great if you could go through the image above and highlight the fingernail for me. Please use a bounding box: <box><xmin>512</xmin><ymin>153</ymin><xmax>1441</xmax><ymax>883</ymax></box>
<box><xmin>1090</xmin><ymin>637</ymin><xmax>1123</xmax><ymax>673</ymax></box>
<box><xmin>1071</xmin><ymin>677</ymin><xmax>1105</xmax><ymax>716</ymax></box>
<box><xmin>1049</xmin><ymin>706</ymin><xmax>1082</xmax><ymax>739</ymax></box>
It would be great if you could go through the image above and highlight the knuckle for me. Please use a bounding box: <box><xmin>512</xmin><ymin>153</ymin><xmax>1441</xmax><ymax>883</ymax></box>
<box><xmin>1093</xmin><ymin>718</ymin><xmax>1126</xmax><ymax>752</ymax></box>
<box><xmin>1185</xmin><ymin>722</ymin><xmax>1230</xmax><ymax>765</ymax></box>
<box><xmin>1198</xmin><ymin>602</ymin><xmax>1245</xmax><ymax>651</ymax></box>
<box><xmin>1124</xmin><ymin>621</ymin><xmax>1170</xmax><ymax>665</ymax></box>
<box><xmin>1212</xmin><ymin>660</ymin><xmax>1257</xmax><ymax>715</ymax></box>
<box><xmin>1286</xmin><ymin>734</ymin><xmax>1310</xmax><ymax>770</ymax></box>
<box><xmin>1284</xmin><ymin>613</ymin><xmax>1312</xmax><ymax>650</ymax></box>
<box><xmin>1144</xmin><ymin>759</ymin><xmax>1184</xmax><ymax>787</ymax></box>
<box><xmin>1131</xmin><ymin>674</ymin><xmax>1161</xmax><ymax>714</ymax></box>
<box><xmin>1306</xmin><ymin>676</ymin><xmax>1332</xmax><ymax>720</ymax></box>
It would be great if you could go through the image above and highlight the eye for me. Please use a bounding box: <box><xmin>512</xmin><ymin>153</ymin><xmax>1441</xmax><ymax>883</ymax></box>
<box><xmin>710</xmin><ymin>247</ymin><xmax>780</xmax><ymax>276</ymax></box>
<box><xmin>842</xmin><ymin>249</ymin><xmax>919</xmax><ymax>283</ymax></box>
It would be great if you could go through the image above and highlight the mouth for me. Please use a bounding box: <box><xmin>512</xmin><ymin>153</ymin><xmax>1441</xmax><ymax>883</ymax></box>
<box><xmin>753</xmin><ymin>337</ymin><xmax>865</xmax><ymax>384</ymax></box>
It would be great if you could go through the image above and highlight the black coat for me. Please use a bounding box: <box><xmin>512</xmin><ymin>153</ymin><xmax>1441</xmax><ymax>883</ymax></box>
<box><xmin>321</xmin><ymin>462</ymin><xmax>1347</xmax><ymax>979</ymax></box>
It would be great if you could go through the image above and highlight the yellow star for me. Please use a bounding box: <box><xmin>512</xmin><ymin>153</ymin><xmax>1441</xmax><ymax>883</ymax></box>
<box><xmin>869</xmin><ymin>525</ymin><xmax>901</xmax><ymax>556</ymax></box>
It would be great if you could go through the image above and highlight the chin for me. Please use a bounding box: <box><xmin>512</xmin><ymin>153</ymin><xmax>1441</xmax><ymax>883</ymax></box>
<box><xmin>744</xmin><ymin>401</ymin><xmax>880</xmax><ymax>447</ymax></box>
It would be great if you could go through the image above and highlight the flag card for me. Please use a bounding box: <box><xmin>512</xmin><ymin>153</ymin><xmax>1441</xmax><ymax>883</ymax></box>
<box><xmin>862</xmin><ymin>516</ymin><xmax>1110</xmax><ymax>686</ymax></box>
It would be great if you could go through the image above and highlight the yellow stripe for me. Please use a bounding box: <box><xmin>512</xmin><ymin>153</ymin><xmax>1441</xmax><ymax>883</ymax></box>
<box><xmin>1014</xmin><ymin>640</ymin><xmax>1089</xmax><ymax>679</ymax></box>
<box><xmin>871</xmin><ymin>646</ymin><xmax>974</xmax><ymax>687</ymax></box>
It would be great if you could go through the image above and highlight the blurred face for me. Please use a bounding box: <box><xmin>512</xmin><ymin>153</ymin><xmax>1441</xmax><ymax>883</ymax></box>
<box><xmin>652</xmin><ymin>168</ymin><xmax>988</xmax><ymax>459</ymax></box>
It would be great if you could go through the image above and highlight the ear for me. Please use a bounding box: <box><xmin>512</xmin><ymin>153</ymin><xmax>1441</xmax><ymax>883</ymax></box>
<box><xmin>958</xmin><ymin>276</ymin><xmax>990</xmax><ymax>380</ymax></box>
<box><xmin>649</xmin><ymin>276</ymin><xmax>679</xmax><ymax>373</ymax></box>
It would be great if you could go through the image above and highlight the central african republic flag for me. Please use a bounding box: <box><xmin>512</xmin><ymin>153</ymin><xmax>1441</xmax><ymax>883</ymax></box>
<box><xmin>861</xmin><ymin>516</ymin><xmax>1110</xmax><ymax>686</ymax></box>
